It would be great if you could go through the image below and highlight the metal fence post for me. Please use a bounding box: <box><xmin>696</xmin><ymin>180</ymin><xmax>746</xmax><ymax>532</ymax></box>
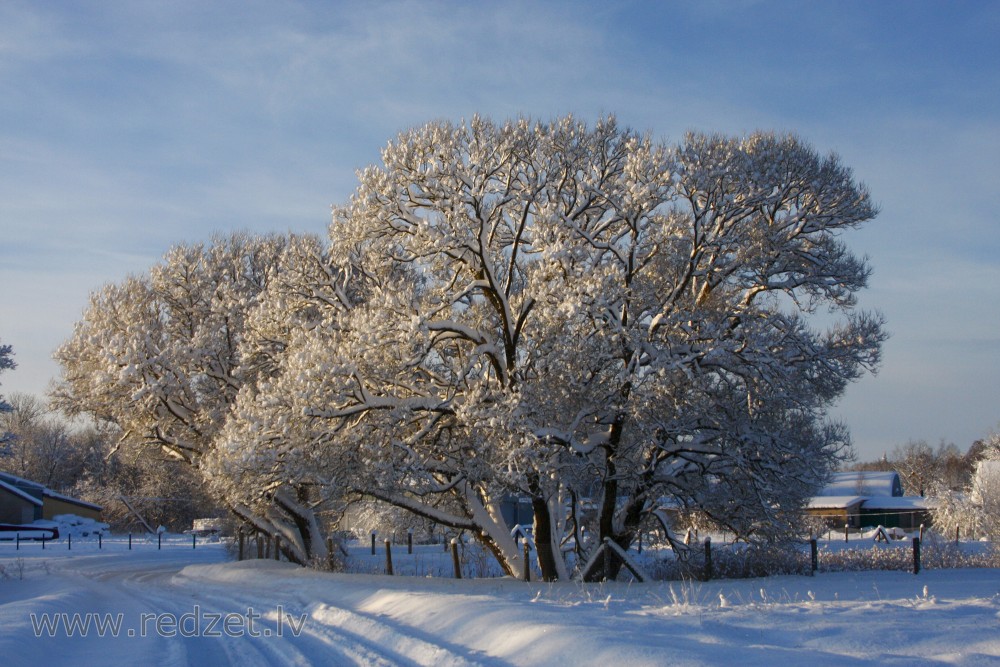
<box><xmin>704</xmin><ymin>537</ymin><xmax>713</xmax><ymax>581</ymax></box>
<box><xmin>451</xmin><ymin>538</ymin><xmax>462</xmax><ymax>579</ymax></box>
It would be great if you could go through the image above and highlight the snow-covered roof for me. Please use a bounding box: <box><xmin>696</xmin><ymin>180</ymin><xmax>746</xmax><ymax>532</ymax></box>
<box><xmin>815</xmin><ymin>471</ymin><xmax>902</xmax><ymax>498</ymax></box>
<box><xmin>807</xmin><ymin>494</ymin><xmax>934</xmax><ymax>512</ymax></box>
<box><xmin>860</xmin><ymin>496</ymin><xmax>936</xmax><ymax>510</ymax></box>
<box><xmin>0</xmin><ymin>470</ymin><xmax>45</xmax><ymax>491</ymax></box>
<box><xmin>0</xmin><ymin>479</ymin><xmax>44</xmax><ymax>506</ymax></box>
<box><xmin>42</xmin><ymin>488</ymin><xmax>103</xmax><ymax>511</ymax></box>
<box><xmin>806</xmin><ymin>495</ymin><xmax>866</xmax><ymax>510</ymax></box>
<box><xmin>0</xmin><ymin>470</ymin><xmax>101</xmax><ymax>511</ymax></box>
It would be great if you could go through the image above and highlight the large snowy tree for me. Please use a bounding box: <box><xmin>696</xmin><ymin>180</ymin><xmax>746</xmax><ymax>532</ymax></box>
<box><xmin>216</xmin><ymin>115</ymin><xmax>885</xmax><ymax>580</ymax></box>
<box><xmin>52</xmin><ymin>233</ymin><xmax>335</xmax><ymax>564</ymax></box>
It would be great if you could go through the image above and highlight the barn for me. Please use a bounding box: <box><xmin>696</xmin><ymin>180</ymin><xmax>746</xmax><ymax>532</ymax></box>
<box><xmin>0</xmin><ymin>471</ymin><xmax>103</xmax><ymax>523</ymax></box>
<box><xmin>0</xmin><ymin>478</ymin><xmax>43</xmax><ymax>524</ymax></box>
<box><xmin>805</xmin><ymin>471</ymin><xmax>933</xmax><ymax>530</ymax></box>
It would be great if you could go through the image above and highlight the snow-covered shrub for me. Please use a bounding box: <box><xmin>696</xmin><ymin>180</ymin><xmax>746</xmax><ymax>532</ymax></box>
<box><xmin>818</xmin><ymin>543</ymin><xmax>914</xmax><ymax>572</ymax></box>
<box><xmin>929</xmin><ymin>488</ymin><xmax>975</xmax><ymax>540</ymax></box>
<box><xmin>646</xmin><ymin>542</ymin><xmax>810</xmax><ymax>581</ymax></box>
<box><xmin>919</xmin><ymin>532</ymin><xmax>1000</xmax><ymax>569</ymax></box>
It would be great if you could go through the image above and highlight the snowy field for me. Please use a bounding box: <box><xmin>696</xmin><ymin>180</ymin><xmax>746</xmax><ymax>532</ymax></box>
<box><xmin>2</xmin><ymin>537</ymin><xmax>1000</xmax><ymax>666</ymax></box>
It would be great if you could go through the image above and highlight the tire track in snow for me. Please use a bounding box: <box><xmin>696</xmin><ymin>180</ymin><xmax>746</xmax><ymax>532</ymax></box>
<box><xmin>170</xmin><ymin>573</ymin><xmax>493</xmax><ymax>666</ymax></box>
<box><xmin>55</xmin><ymin>551</ymin><xmax>492</xmax><ymax>666</ymax></box>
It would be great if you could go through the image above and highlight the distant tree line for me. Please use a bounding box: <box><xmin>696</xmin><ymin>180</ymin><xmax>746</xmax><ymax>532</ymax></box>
<box><xmin>0</xmin><ymin>392</ymin><xmax>219</xmax><ymax>531</ymax></box>
<box><xmin>850</xmin><ymin>437</ymin><xmax>991</xmax><ymax>496</ymax></box>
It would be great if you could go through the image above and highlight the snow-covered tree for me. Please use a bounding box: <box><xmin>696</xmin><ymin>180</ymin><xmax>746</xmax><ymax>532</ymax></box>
<box><xmin>52</xmin><ymin>233</ymin><xmax>334</xmax><ymax>563</ymax></box>
<box><xmin>931</xmin><ymin>431</ymin><xmax>1000</xmax><ymax>539</ymax></box>
<box><xmin>0</xmin><ymin>393</ymin><xmax>83</xmax><ymax>489</ymax></box>
<box><xmin>219</xmin><ymin>115</ymin><xmax>884</xmax><ymax>580</ymax></box>
<box><xmin>0</xmin><ymin>341</ymin><xmax>14</xmax><ymax>449</ymax></box>
<box><xmin>0</xmin><ymin>341</ymin><xmax>13</xmax><ymax>409</ymax></box>
<box><xmin>55</xmin><ymin>116</ymin><xmax>884</xmax><ymax>579</ymax></box>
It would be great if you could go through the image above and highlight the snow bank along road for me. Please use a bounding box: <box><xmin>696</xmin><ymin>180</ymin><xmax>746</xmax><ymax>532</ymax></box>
<box><xmin>2</xmin><ymin>543</ymin><xmax>1000</xmax><ymax>666</ymax></box>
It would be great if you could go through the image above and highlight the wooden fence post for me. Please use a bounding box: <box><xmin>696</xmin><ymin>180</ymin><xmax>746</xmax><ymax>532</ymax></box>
<box><xmin>158</xmin><ymin>532</ymin><xmax>162</xmax><ymax>550</ymax></box>
<box><xmin>274</xmin><ymin>534</ymin><xmax>281</xmax><ymax>561</ymax></box>
<box><xmin>919</xmin><ymin>523</ymin><xmax>925</xmax><ymax>541</ymax></box>
<box><xmin>193</xmin><ymin>533</ymin><xmax>197</xmax><ymax>549</ymax></box>
<box><xmin>844</xmin><ymin>523</ymin><xmax>849</xmax><ymax>543</ymax></box>
<box><xmin>98</xmin><ymin>532</ymin><xmax>102</xmax><ymax>550</ymax></box>
<box><xmin>451</xmin><ymin>538</ymin><xmax>462</xmax><ymax>579</ymax></box>
<box><xmin>913</xmin><ymin>536</ymin><xmax>921</xmax><ymax>574</ymax></box>
<box><xmin>128</xmin><ymin>533</ymin><xmax>132</xmax><ymax>551</ymax></box>
<box><xmin>810</xmin><ymin>538</ymin><xmax>818</xmax><ymax>574</ymax></box>
<box><xmin>407</xmin><ymin>529</ymin><xmax>413</xmax><ymax>555</ymax></box>
<box><xmin>237</xmin><ymin>528</ymin><xmax>244</xmax><ymax>561</ymax></box>
<box><xmin>327</xmin><ymin>537</ymin><xmax>335</xmax><ymax>570</ymax></box>
<box><xmin>68</xmin><ymin>533</ymin><xmax>72</xmax><ymax>551</ymax></box>
<box><xmin>704</xmin><ymin>537</ymin><xmax>713</xmax><ymax>581</ymax></box>
<box><xmin>257</xmin><ymin>534</ymin><xmax>264</xmax><ymax>559</ymax></box>
<box><xmin>384</xmin><ymin>539</ymin><xmax>393</xmax><ymax>575</ymax></box>
<box><xmin>522</xmin><ymin>540</ymin><xmax>531</xmax><ymax>582</ymax></box>
<box><xmin>955</xmin><ymin>525</ymin><xmax>960</xmax><ymax>544</ymax></box>
<box><xmin>371</xmin><ymin>531</ymin><xmax>377</xmax><ymax>555</ymax></box>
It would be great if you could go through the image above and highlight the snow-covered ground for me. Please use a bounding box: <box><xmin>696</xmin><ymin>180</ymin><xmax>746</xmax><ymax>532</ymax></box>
<box><xmin>2</xmin><ymin>537</ymin><xmax>999</xmax><ymax>666</ymax></box>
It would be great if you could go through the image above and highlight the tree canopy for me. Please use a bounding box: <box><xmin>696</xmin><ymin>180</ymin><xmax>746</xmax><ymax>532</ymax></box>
<box><xmin>55</xmin><ymin>115</ymin><xmax>886</xmax><ymax>578</ymax></box>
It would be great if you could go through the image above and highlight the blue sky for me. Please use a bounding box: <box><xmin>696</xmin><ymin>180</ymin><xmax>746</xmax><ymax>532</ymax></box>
<box><xmin>2</xmin><ymin>1</ymin><xmax>998</xmax><ymax>460</ymax></box>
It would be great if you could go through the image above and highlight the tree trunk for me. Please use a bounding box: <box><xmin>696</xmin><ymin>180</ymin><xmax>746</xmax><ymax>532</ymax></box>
<box><xmin>531</xmin><ymin>497</ymin><xmax>561</xmax><ymax>581</ymax></box>
<box><xmin>229</xmin><ymin>489</ymin><xmax>327</xmax><ymax>567</ymax></box>
<box><xmin>273</xmin><ymin>486</ymin><xmax>328</xmax><ymax>566</ymax></box>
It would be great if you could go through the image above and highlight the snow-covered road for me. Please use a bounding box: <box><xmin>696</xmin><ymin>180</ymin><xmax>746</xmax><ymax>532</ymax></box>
<box><xmin>2</xmin><ymin>542</ymin><xmax>1000</xmax><ymax>666</ymax></box>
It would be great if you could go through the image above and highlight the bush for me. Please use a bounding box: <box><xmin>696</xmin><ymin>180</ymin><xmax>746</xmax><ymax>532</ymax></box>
<box><xmin>643</xmin><ymin>536</ymin><xmax>1000</xmax><ymax>581</ymax></box>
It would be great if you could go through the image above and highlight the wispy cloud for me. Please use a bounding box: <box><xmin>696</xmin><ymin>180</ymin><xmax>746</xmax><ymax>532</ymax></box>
<box><xmin>2</xmin><ymin>0</ymin><xmax>999</xmax><ymax>458</ymax></box>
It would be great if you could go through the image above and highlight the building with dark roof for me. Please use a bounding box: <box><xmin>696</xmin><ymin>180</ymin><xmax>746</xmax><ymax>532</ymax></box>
<box><xmin>0</xmin><ymin>471</ymin><xmax>103</xmax><ymax>523</ymax></box>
